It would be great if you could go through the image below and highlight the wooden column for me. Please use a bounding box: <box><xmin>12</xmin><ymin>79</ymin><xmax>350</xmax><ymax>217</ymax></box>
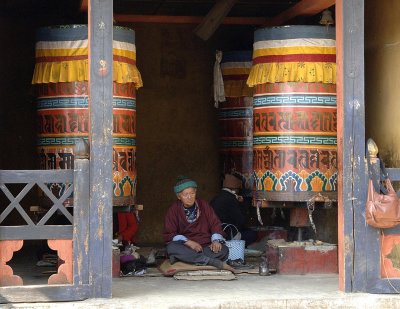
<box><xmin>336</xmin><ymin>0</ymin><xmax>366</xmax><ymax>292</ymax></box>
<box><xmin>88</xmin><ymin>0</ymin><xmax>114</xmax><ymax>298</ymax></box>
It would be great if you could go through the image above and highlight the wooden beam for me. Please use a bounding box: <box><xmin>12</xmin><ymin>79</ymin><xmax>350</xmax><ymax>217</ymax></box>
<box><xmin>114</xmin><ymin>14</ymin><xmax>266</xmax><ymax>25</ymax></box>
<box><xmin>264</xmin><ymin>0</ymin><xmax>336</xmax><ymax>26</ymax></box>
<box><xmin>88</xmin><ymin>0</ymin><xmax>113</xmax><ymax>299</ymax></box>
<box><xmin>80</xmin><ymin>0</ymin><xmax>88</xmax><ymax>12</ymax></box>
<box><xmin>194</xmin><ymin>0</ymin><xmax>237</xmax><ymax>40</ymax></box>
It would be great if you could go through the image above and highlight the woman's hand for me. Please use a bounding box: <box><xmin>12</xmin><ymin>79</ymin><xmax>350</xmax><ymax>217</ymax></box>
<box><xmin>185</xmin><ymin>240</ymin><xmax>203</xmax><ymax>252</ymax></box>
<box><xmin>209</xmin><ymin>240</ymin><xmax>222</xmax><ymax>253</ymax></box>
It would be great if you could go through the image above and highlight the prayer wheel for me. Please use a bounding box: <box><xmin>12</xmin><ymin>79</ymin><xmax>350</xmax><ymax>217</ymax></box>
<box><xmin>247</xmin><ymin>25</ymin><xmax>337</xmax><ymax>203</ymax></box>
<box><xmin>32</xmin><ymin>25</ymin><xmax>143</xmax><ymax>206</ymax></box>
<box><xmin>219</xmin><ymin>51</ymin><xmax>253</xmax><ymax>196</ymax></box>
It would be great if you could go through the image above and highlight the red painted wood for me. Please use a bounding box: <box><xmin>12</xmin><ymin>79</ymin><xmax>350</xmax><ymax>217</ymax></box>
<box><xmin>380</xmin><ymin>234</ymin><xmax>400</xmax><ymax>278</ymax></box>
<box><xmin>290</xmin><ymin>208</ymin><xmax>310</xmax><ymax>227</ymax></box>
<box><xmin>48</xmin><ymin>240</ymin><xmax>73</xmax><ymax>284</ymax></box>
<box><xmin>267</xmin><ymin>244</ymin><xmax>338</xmax><ymax>275</ymax></box>
<box><xmin>0</xmin><ymin>240</ymin><xmax>24</xmax><ymax>287</ymax></box>
<box><xmin>335</xmin><ymin>0</ymin><xmax>345</xmax><ymax>292</ymax></box>
<box><xmin>112</xmin><ymin>249</ymin><xmax>120</xmax><ymax>278</ymax></box>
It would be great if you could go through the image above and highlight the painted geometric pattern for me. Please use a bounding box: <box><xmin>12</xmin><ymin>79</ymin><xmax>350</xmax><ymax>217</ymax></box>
<box><xmin>253</xmin><ymin>135</ymin><xmax>337</xmax><ymax>145</ymax></box>
<box><xmin>37</xmin><ymin>97</ymin><xmax>136</xmax><ymax>109</ymax></box>
<box><xmin>219</xmin><ymin>108</ymin><xmax>253</xmax><ymax>119</ymax></box>
<box><xmin>113</xmin><ymin>137</ymin><xmax>136</xmax><ymax>146</ymax></box>
<box><xmin>253</xmin><ymin>95</ymin><xmax>336</xmax><ymax>107</ymax></box>
<box><xmin>222</xmin><ymin>140</ymin><xmax>253</xmax><ymax>148</ymax></box>
<box><xmin>37</xmin><ymin>97</ymin><xmax>88</xmax><ymax>109</ymax></box>
<box><xmin>38</xmin><ymin>136</ymin><xmax>88</xmax><ymax>146</ymax></box>
<box><xmin>113</xmin><ymin>175</ymin><xmax>136</xmax><ymax>198</ymax></box>
<box><xmin>113</xmin><ymin>98</ymin><xmax>136</xmax><ymax>109</ymax></box>
<box><xmin>253</xmin><ymin>169</ymin><xmax>338</xmax><ymax>192</ymax></box>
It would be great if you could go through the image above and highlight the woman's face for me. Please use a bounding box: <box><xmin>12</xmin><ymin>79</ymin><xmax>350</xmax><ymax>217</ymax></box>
<box><xmin>177</xmin><ymin>187</ymin><xmax>197</xmax><ymax>208</ymax></box>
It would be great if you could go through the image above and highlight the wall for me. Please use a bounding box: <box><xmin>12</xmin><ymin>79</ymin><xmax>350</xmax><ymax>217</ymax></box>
<box><xmin>365</xmin><ymin>0</ymin><xmax>400</xmax><ymax>166</ymax></box>
<box><xmin>131</xmin><ymin>23</ymin><xmax>253</xmax><ymax>243</ymax></box>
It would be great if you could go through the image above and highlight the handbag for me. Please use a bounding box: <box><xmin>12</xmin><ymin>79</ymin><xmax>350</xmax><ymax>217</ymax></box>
<box><xmin>222</xmin><ymin>224</ymin><xmax>245</xmax><ymax>261</ymax></box>
<box><xmin>366</xmin><ymin>143</ymin><xmax>400</xmax><ymax>229</ymax></box>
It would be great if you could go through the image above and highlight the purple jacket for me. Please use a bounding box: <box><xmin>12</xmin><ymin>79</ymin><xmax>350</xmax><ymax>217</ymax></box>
<box><xmin>163</xmin><ymin>198</ymin><xmax>224</xmax><ymax>246</ymax></box>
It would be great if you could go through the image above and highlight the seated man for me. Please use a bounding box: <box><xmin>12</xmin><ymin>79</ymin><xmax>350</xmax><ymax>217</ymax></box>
<box><xmin>210</xmin><ymin>173</ymin><xmax>257</xmax><ymax>246</ymax></box>
<box><xmin>113</xmin><ymin>208</ymin><xmax>139</xmax><ymax>245</ymax></box>
<box><xmin>163</xmin><ymin>176</ymin><xmax>235</xmax><ymax>272</ymax></box>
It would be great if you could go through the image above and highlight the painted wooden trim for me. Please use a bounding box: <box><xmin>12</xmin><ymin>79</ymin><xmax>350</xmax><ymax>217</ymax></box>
<box><xmin>73</xmin><ymin>157</ymin><xmax>90</xmax><ymax>285</ymax></box>
<box><xmin>0</xmin><ymin>240</ymin><xmax>23</xmax><ymax>287</ymax></box>
<box><xmin>337</xmin><ymin>0</ymin><xmax>366</xmax><ymax>292</ymax></box>
<box><xmin>264</xmin><ymin>0</ymin><xmax>336</xmax><ymax>26</ymax></box>
<box><xmin>0</xmin><ymin>226</ymin><xmax>72</xmax><ymax>240</ymax></box>
<box><xmin>114</xmin><ymin>14</ymin><xmax>267</xmax><ymax>25</ymax></box>
<box><xmin>0</xmin><ymin>285</ymin><xmax>91</xmax><ymax>303</ymax></box>
<box><xmin>48</xmin><ymin>239</ymin><xmax>73</xmax><ymax>284</ymax></box>
<box><xmin>0</xmin><ymin>170</ymin><xmax>73</xmax><ymax>183</ymax></box>
<box><xmin>88</xmin><ymin>0</ymin><xmax>114</xmax><ymax>299</ymax></box>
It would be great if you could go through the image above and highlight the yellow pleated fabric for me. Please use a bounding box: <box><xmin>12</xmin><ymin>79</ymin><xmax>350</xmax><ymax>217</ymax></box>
<box><xmin>32</xmin><ymin>44</ymin><xmax>143</xmax><ymax>88</ymax></box>
<box><xmin>247</xmin><ymin>62</ymin><xmax>336</xmax><ymax>87</ymax></box>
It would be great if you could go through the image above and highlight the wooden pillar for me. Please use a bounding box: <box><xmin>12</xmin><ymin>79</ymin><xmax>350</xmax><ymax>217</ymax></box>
<box><xmin>88</xmin><ymin>0</ymin><xmax>114</xmax><ymax>298</ymax></box>
<box><xmin>336</xmin><ymin>0</ymin><xmax>366</xmax><ymax>292</ymax></box>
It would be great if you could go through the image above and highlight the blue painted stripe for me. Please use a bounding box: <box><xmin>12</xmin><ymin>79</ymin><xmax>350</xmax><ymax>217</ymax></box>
<box><xmin>36</xmin><ymin>25</ymin><xmax>135</xmax><ymax>44</ymax></box>
<box><xmin>38</xmin><ymin>136</ymin><xmax>136</xmax><ymax>147</ymax></box>
<box><xmin>38</xmin><ymin>136</ymin><xmax>88</xmax><ymax>146</ymax></box>
<box><xmin>113</xmin><ymin>26</ymin><xmax>135</xmax><ymax>44</ymax></box>
<box><xmin>221</xmin><ymin>140</ymin><xmax>253</xmax><ymax>148</ymax></box>
<box><xmin>113</xmin><ymin>98</ymin><xmax>136</xmax><ymax>109</ymax></box>
<box><xmin>253</xmin><ymin>95</ymin><xmax>336</xmax><ymax>107</ymax></box>
<box><xmin>36</xmin><ymin>25</ymin><xmax>88</xmax><ymax>41</ymax></box>
<box><xmin>36</xmin><ymin>97</ymin><xmax>136</xmax><ymax>109</ymax></box>
<box><xmin>254</xmin><ymin>25</ymin><xmax>335</xmax><ymax>42</ymax></box>
<box><xmin>37</xmin><ymin>97</ymin><xmax>88</xmax><ymax>109</ymax></box>
<box><xmin>253</xmin><ymin>135</ymin><xmax>337</xmax><ymax>146</ymax></box>
<box><xmin>113</xmin><ymin>137</ymin><xmax>136</xmax><ymax>146</ymax></box>
<box><xmin>221</xmin><ymin>50</ymin><xmax>252</xmax><ymax>63</ymax></box>
<box><xmin>219</xmin><ymin>109</ymin><xmax>253</xmax><ymax>118</ymax></box>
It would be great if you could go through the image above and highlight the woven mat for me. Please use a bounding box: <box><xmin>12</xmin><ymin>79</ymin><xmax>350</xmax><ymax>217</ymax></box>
<box><xmin>173</xmin><ymin>269</ymin><xmax>236</xmax><ymax>281</ymax></box>
<box><xmin>158</xmin><ymin>259</ymin><xmax>217</xmax><ymax>277</ymax></box>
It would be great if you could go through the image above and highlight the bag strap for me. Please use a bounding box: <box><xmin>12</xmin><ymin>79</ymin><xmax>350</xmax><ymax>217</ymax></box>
<box><xmin>222</xmin><ymin>223</ymin><xmax>239</xmax><ymax>238</ymax></box>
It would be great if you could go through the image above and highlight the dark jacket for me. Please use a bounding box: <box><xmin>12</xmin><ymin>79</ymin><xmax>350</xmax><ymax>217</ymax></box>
<box><xmin>210</xmin><ymin>190</ymin><xmax>245</xmax><ymax>231</ymax></box>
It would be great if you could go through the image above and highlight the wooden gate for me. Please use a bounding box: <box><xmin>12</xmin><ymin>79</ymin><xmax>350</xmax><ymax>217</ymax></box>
<box><xmin>0</xmin><ymin>149</ymin><xmax>91</xmax><ymax>303</ymax></box>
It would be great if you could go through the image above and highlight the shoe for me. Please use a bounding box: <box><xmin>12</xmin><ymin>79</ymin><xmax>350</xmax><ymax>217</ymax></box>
<box><xmin>227</xmin><ymin>259</ymin><xmax>254</xmax><ymax>269</ymax></box>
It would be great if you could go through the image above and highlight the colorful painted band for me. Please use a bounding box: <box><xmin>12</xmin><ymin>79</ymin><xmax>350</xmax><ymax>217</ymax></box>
<box><xmin>253</xmin><ymin>106</ymin><xmax>337</xmax><ymax>134</ymax></box>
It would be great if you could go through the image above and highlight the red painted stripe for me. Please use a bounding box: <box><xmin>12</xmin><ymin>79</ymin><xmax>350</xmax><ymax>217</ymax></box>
<box><xmin>35</xmin><ymin>55</ymin><xmax>136</xmax><ymax>65</ymax></box>
<box><xmin>113</xmin><ymin>55</ymin><xmax>136</xmax><ymax>65</ymax></box>
<box><xmin>253</xmin><ymin>54</ymin><xmax>336</xmax><ymax>64</ymax></box>
<box><xmin>36</xmin><ymin>55</ymin><xmax>87</xmax><ymax>62</ymax></box>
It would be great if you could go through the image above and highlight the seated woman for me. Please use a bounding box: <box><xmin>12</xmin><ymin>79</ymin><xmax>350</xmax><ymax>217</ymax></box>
<box><xmin>210</xmin><ymin>173</ymin><xmax>257</xmax><ymax>247</ymax></box>
<box><xmin>163</xmin><ymin>176</ymin><xmax>235</xmax><ymax>272</ymax></box>
<box><xmin>113</xmin><ymin>208</ymin><xmax>139</xmax><ymax>245</ymax></box>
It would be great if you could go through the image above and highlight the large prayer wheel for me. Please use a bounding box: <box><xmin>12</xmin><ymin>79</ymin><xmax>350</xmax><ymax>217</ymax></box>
<box><xmin>32</xmin><ymin>25</ymin><xmax>143</xmax><ymax>206</ymax></box>
<box><xmin>219</xmin><ymin>51</ymin><xmax>253</xmax><ymax>196</ymax></box>
<box><xmin>247</xmin><ymin>25</ymin><xmax>337</xmax><ymax>203</ymax></box>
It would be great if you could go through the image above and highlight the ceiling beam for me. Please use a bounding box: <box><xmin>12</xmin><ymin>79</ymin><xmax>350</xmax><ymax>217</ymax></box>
<box><xmin>263</xmin><ymin>0</ymin><xmax>335</xmax><ymax>26</ymax></box>
<box><xmin>193</xmin><ymin>0</ymin><xmax>237</xmax><ymax>40</ymax></box>
<box><xmin>80</xmin><ymin>0</ymin><xmax>88</xmax><ymax>12</ymax></box>
<box><xmin>114</xmin><ymin>14</ymin><xmax>266</xmax><ymax>25</ymax></box>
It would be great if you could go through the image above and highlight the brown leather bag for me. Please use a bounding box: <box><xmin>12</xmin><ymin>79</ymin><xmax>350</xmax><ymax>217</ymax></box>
<box><xmin>366</xmin><ymin>177</ymin><xmax>400</xmax><ymax>228</ymax></box>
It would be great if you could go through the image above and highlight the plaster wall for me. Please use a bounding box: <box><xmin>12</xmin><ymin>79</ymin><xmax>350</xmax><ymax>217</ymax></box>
<box><xmin>131</xmin><ymin>23</ymin><xmax>253</xmax><ymax>243</ymax></box>
<box><xmin>365</xmin><ymin>0</ymin><xmax>400</xmax><ymax>166</ymax></box>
